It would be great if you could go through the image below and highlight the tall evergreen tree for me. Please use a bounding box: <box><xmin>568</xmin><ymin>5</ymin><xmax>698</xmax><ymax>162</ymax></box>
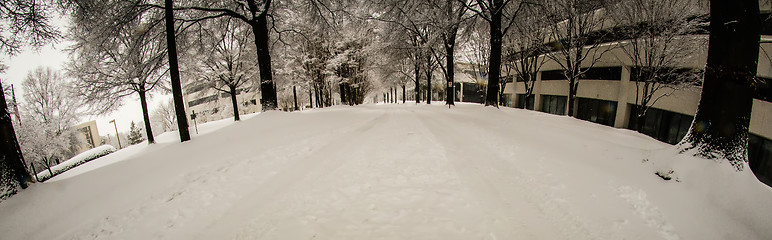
<box><xmin>127</xmin><ymin>121</ymin><xmax>146</xmax><ymax>145</ymax></box>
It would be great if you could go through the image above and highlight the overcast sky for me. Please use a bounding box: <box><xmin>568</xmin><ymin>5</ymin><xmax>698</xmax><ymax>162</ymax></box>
<box><xmin>0</xmin><ymin>15</ymin><xmax>171</xmax><ymax>135</ymax></box>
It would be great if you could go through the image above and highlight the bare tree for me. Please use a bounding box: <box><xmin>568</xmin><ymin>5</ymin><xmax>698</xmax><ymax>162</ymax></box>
<box><xmin>151</xmin><ymin>99</ymin><xmax>177</xmax><ymax>133</ymax></box>
<box><xmin>504</xmin><ymin>3</ymin><xmax>549</xmax><ymax>110</ymax></box>
<box><xmin>1</xmin><ymin>0</ymin><xmax>62</xmax><ymax>197</ymax></box>
<box><xmin>461</xmin><ymin>0</ymin><xmax>529</xmax><ymax>107</ymax></box>
<box><xmin>16</xmin><ymin>67</ymin><xmax>82</xmax><ymax>178</ymax></box>
<box><xmin>0</xmin><ymin>0</ymin><xmax>60</xmax><ymax>55</ymax></box>
<box><xmin>190</xmin><ymin>18</ymin><xmax>257</xmax><ymax>121</ymax></box>
<box><xmin>68</xmin><ymin>7</ymin><xmax>168</xmax><ymax>144</ymax></box>
<box><xmin>543</xmin><ymin>0</ymin><xmax>612</xmax><ymax>116</ymax></box>
<box><xmin>607</xmin><ymin>0</ymin><xmax>705</xmax><ymax>131</ymax></box>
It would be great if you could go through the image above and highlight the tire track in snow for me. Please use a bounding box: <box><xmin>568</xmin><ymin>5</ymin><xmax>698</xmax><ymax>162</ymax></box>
<box><xmin>415</xmin><ymin>109</ymin><xmax>600</xmax><ymax>240</ymax></box>
<box><xmin>60</xmin><ymin>111</ymin><xmax>386</xmax><ymax>240</ymax></box>
<box><xmin>196</xmin><ymin>112</ymin><xmax>391</xmax><ymax>239</ymax></box>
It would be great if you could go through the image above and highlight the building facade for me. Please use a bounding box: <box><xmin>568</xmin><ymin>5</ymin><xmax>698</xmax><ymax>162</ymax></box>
<box><xmin>504</xmin><ymin>4</ymin><xmax>772</xmax><ymax>186</ymax></box>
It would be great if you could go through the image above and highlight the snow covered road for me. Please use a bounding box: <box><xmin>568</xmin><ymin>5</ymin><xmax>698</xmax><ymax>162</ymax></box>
<box><xmin>1</xmin><ymin>104</ymin><xmax>770</xmax><ymax>239</ymax></box>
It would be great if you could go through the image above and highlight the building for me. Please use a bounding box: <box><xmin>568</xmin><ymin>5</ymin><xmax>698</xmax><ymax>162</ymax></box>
<box><xmin>503</xmin><ymin>2</ymin><xmax>772</xmax><ymax>186</ymax></box>
<box><xmin>183</xmin><ymin>82</ymin><xmax>261</xmax><ymax>124</ymax></box>
<box><xmin>72</xmin><ymin>120</ymin><xmax>101</xmax><ymax>155</ymax></box>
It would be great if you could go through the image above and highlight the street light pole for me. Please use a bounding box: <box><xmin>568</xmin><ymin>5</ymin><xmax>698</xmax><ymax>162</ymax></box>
<box><xmin>109</xmin><ymin>119</ymin><xmax>122</xmax><ymax>149</ymax></box>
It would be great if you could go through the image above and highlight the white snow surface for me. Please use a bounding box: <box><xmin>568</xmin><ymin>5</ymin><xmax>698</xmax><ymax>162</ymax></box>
<box><xmin>1</xmin><ymin>104</ymin><xmax>770</xmax><ymax>239</ymax></box>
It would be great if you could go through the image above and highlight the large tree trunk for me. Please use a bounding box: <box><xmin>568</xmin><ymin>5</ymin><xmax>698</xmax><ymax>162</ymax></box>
<box><xmin>138</xmin><ymin>89</ymin><xmax>155</xmax><ymax>144</ymax></box>
<box><xmin>164</xmin><ymin>0</ymin><xmax>190</xmax><ymax>142</ymax></box>
<box><xmin>229</xmin><ymin>86</ymin><xmax>241</xmax><ymax>121</ymax></box>
<box><xmin>426</xmin><ymin>55</ymin><xmax>433</xmax><ymax>105</ymax></box>
<box><xmin>445</xmin><ymin>37</ymin><xmax>456</xmax><ymax>106</ymax></box>
<box><xmin>250</xmin><ymin>11</ymin><xmax>278</xmax><ymax>111</ymax></box>
<box><xmin>681</xmin><ymin>0</ymin><xmax>759</xmax><ymax>170</ymax></box>
<box><xmin>309</xmin><ymin>88</ymin><xmax>313</xmax><ymax>109</ymax></box>
<box><xmin>0</xmin><ymin>80</ymin><xmax>30</xmax><ymax>190</ymax></box>
<box><xmin>485</xmin><ymin>0</ymin><xmax>503</xmax><ymax>107</ymax></box>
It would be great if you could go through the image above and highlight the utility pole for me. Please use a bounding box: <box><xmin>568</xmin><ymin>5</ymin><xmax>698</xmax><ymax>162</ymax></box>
<box><xmin>109</xmin><ymin>119</ymin><xmax>122</xmax><ymax>149</ymax></box>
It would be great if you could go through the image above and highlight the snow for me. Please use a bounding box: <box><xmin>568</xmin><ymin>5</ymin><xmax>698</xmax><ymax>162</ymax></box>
<box><xmin>34</xmin><ymin>145</ymin><xmax>116</xmax><ymax>181</ymax></box>
<box><xmin>1</xmin><ymin>104</ymin><xmax>771</xmax><ymax>239</ymax></box>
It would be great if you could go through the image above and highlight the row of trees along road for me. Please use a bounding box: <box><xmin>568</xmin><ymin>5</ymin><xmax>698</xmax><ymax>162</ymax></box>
<box><xmin>0</xmin><ymin>0</ymin><xmax>767</xmax><ymax>197</ymax></box>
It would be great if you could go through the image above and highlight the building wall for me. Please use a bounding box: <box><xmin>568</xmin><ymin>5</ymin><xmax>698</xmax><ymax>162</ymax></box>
<box><xmin>506</xmin><ymin>39</ymin><xmax>772</xmax><ymax>141</ymax></box>
<box><xmin>72</xmin><ymin>120</ymin><xmax>100</xmax><ymax>155</ymax></box>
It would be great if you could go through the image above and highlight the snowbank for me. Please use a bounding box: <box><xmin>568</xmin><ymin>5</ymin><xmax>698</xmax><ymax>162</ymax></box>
<box><xmin>34</xmin><ymin>145</ymin><xmax>116</xmax><ymax>181</ymax></box>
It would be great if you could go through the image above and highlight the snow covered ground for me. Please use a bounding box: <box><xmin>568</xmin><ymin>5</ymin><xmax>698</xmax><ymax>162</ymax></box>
<box><xmin>0</xmin><ymin>104</ymin><xmax>770</xmax><ymax>239</ymax></box>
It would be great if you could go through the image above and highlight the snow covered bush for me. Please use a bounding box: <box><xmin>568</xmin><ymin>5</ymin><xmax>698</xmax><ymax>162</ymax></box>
<box><xmin>35</xmin><ymin>145</ymin><xmax>117</xmax><ymax>182</ymax></box>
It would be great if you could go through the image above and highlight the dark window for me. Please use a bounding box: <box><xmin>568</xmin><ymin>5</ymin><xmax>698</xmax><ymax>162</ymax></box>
<box><xmin>188</xmin><ymin>95</ymin><xmax>218</xmax><ymax>107</ymax></box>
<box><xmin>577</xmin><ymin>98</ymin><xmax>618</xmax><ymax>126</ymax></box>
<box><xmin>502</xmin><ymin>93</ymin><xmax>513</xmax><ymax>107</ymax></box>
<box><xmin>541</xmin><ymin>70</ymin><xmax>566</xmax><ymax>81</ymax></box>
<box><xmin>628</xmin><ymin>105</ymin><xmax>693</xmax><ymax>145</ymax></box>
<box><xmin>749</xmin><ymin>134</ymin><xmax>772</xmax><ymax>187</ymax></box>
<box><xmin>630</xmin><ymin>67</ymin><xmax>702</xmax><ymax>85</ymax></box>
<box><xmin>580</xmin><ymin>67</ymin><xmax>622</xmax><ymax>81</ymax></box>
<box><xmin>755</xmin><ymin>77</ymin><xmax>772</xmax><ymax>102</ymax></box>
<box><xmin>516</xmin><ymin>94</ymin><xmax>535</xmax><ymax>110</ymax></box>
<box><xmin>541</xmin><ymin>95</ymin><xmax>567</xmax><ymax>115</ymax></box>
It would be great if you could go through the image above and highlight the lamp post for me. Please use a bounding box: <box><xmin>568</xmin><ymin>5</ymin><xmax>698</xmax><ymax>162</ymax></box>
<box><xmin>109</xmin><ymin>119</ymin><xmax>122</xmax><ymax>149</ymax></box>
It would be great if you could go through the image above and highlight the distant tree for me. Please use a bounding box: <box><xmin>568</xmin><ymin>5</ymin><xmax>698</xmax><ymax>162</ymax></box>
<box><xmin>15</xmin><ymin>67</ymin><xmax>82</xmax><ymax>178</ymax></box>
<box><xmin>543</xmin><ymin>0</ymin><xmax>614</xmax><ymax>116</ymax></box>
<box><xmin>151</xmin><ymin>99</ymin><xmax>177</xmax><ymax>133</ymax></box>
<box><xmin>426</xmin><ymin>0</ymin><xmax>471</xmax><ymax>106</ymax></box>
<box><xmin>127</xmin><ymin>121</ymin><xmax>146</xmax><ymax>145</ymax></box>
<box><xmin>680</xmin><ymin>0</ymin><xmax>760</xmax><ymax>170</ymax></box>
<box><xmin>189</xmin><ymin>18</ymin><xmax>257</xmax><ymax>121</ymax></box>
<box><xmin>607</xmin><ymin>0</ymin><xmax>705</xmax><ymax>131</ymax></box>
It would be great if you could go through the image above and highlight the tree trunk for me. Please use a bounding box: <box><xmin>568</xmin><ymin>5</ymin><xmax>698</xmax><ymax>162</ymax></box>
<box><xmin>426</xmin><ymin>55</ymin><xmax>433</xmax><ymax>105</ymax></box>
<box><xmin>567</xmin><ymin>78</ymin><xmax>577</xmax><ymax>116</ymax></box>
<box><xmin>485</xmin><ymin>0</ymin><xmax>503</xmax><ymax>107</ymax></box>
<box><xmin>402</xmin><ymin>85</ymin><xmax>406</xmax><ymax>103</ymax></box>
<box><xmin>229</xmin><ymin>86</ymin><xmax>241</xmax><ymax>121</ymax></box>
<box><xmin>250</xmin><ymin>12</ymin><xmax>278</xmax><ymax>111</ymax></box>
<box><xmin>0</xmin><ymin>80</ymin><xmax>30</xmax><ymax>189</ymax></box>
<box><xmin>445</xmin><ymin>37</ymin><xmax>456</xmax><ymax>106</ymax></box>
<box><xmin>415</xmin><ymin>60</ymin><xmax>421</xmax><ymax>103</ymax></box>
<box><xmin>681</xmin><ymin>0</ymin><xmax>759</xmax><ymax>170</ymax></box>
<box><xmin>293</xmin><ymin>85</ymin><xmax>298</xmax><ymax>111</ymax></box>
<box><xmin>164</xmin><ymin>0</ymin><xmax>190</xmax><ymax>142</ymax></box>
<box><xmin>339</xmin><ymin>83</ymin><xmax>347</xmax><ymax>105</ymax></box>
<box><xmin>138</xmin><ymin>89</ymin><xmax>155</xmax><ymax>144</ymax></box>
<box><xmin>309</xmin><ymin>88</ymin><xmax>313</xmax><ymax>109</ymax></box>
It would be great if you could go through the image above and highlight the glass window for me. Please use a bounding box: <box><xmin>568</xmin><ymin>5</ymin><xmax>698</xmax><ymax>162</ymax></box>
<box><xmin>541</xmin><ymin>95</ymin><xmax>567</xmax><ymax>115</ymax></box>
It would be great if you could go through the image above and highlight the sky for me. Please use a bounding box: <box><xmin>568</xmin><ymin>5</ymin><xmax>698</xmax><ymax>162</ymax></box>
<box><xmin>0</xmin><ymin>15</ymin><xmax>171</xmax><ymax>135</ymax></box>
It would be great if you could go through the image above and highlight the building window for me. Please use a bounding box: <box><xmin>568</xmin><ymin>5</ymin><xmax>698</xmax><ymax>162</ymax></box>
<box><xmin>541</xmin><ymin>95</ymin><xmax>567</xmax><ymax>115</ymax></box>
<box><xmin>627</xmin><ymin>105</ymin><xmax>693</xmax><ymax>145</ymax></box>
<box><xmin>749</xmin><ymin>134</ymin><xmax>772</xmax><ymax>187</ymax></box>
<box><xmin>79</xmin><ymin>126</ymin><xmax>95</xmax><ymax>149</ymax></box>
<box><xmin>501</xmin><ymin>93</ymin><xmax>513</xmax><ymax>107</ymax></box>
<box><xmin>516</xmin><ymin>94</ymin><xmax>534</xmax><ymax>110</ymax></box>
<box><xmin>577</xmin><ymin>98</ymin><xmax>618</xmax><ymax>127</ymax></box>
<box><xmin>580</xmin><ymin>67</ymin><xmax>622</xmax><ymax>81</ymax></box>
<box><xmin>188</xmin><ymin>95</ymin><xmax>218</xmax><ymax>107</ymax></box>
<box><xmin>541</xmin><ymin>70</ymin><xmax>566</xmax><ymax>81</ymax></box>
